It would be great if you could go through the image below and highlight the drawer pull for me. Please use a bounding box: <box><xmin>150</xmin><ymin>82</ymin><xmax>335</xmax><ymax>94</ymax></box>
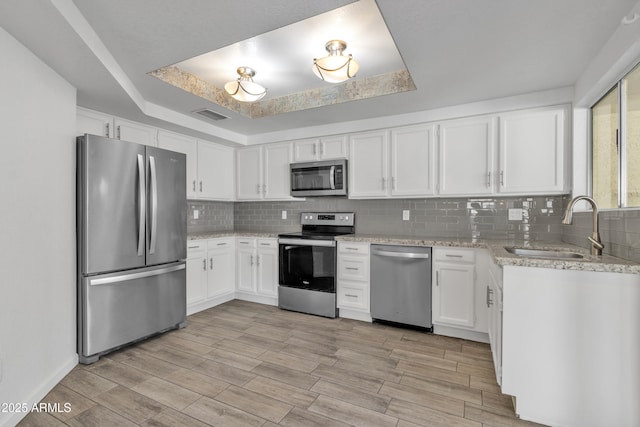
<box><xmin>188</xmin><ymin>245</ymin><xmax>199</xmax><ymax>249</ymax></box>
<box><xmin>345</xmin><ymin>294</ymin><xmax>358</xmax><ymax>298</ymax></box>
<box><xmin>345</xmin><ymin>247</ymin><xmax>359</xmax><ymax>251</ymax></box>
<box><xmin>217</xmin><ymin>242</ymin><xmax>227</xmax><ymax>246</ymax></box>
<box><xmin>345</xmin><ymin>267</ymin><xmax>359</xmax><ymax>271</ymax></box>
<box><xmin>445</xmin><ymin>254</ymin><xmax>463</xmax><ymax>258</ymax></box>
<box><xmin>260</xmin><ymin>243</ymin><xmax>271</xmax><ymax>246</ymax></box>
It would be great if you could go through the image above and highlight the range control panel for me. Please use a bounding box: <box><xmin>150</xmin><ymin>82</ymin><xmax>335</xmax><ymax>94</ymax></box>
<box><xmin>301</xmin><ymin>212</ymin><xmax>355</xmax><ymax>226</ymax></box>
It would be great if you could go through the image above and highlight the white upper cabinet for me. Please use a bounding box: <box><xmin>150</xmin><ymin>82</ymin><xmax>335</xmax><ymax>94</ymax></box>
<box><xmin>198</xmin><ymin>141</ymin><xmax>235</xmax><ymax>200</ymax></box>
<box><xmin>77</xmin><ymin>107</ymin><xmax>113</xmax><ymax>138</ymax></box>
<box><xmin>293</xmin><ymin>135</ymin><xmax>348</xmax><ymax>162</ymax></box>
<box><xmin>349</xmin><ymin>131</ymin><xmax>388</xmax><ymax>198</ymax></box>
<box><xmin>390</xmin><ymin>124</ymin><xmax>437</xmax><ymax>197</ymax></box>
<box><xmin>236</xmin><ymin>143</ymin><xmax>294</xmax><ymax>201</ymax></box>
<box><xmin>157</xmin><ymin>130</ymin><xmax>198</xmax><ymax>198</ymax></box>
<box><xmin>114</xmin><ymin>118</ymin><xmax>157</xmax><ymax>146</ymax></box>
<box><xmin>158</xmin><ymin>131</ymin><xmax>234</xmax><ymax>200</ymax></box>
<box><xmin>438</xmin><ymin>116</ymin><xmax>496</xmax><ymax>196</ymax></box>
<box><xmin>236</xmin><ymin>146</ymin><xmax>263</xmax><ymax>200</ymax></box>
<box><xmin>264</xmin><ymin>143</ymin><xmax>293</xmax><ymax>199</ymax></box>
<box><xmin>498</xmin><ymin>106</ymin><xmax>567</xmax><ymax>194</ymax></box>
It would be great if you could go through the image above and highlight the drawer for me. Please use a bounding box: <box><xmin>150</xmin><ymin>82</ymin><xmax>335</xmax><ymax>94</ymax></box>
<box><xmin>433</xmin><ymin>247</ymin><xmax>475</xmax><ymax>263</ymax></box>
<box><xmin>338</xmin><ymin>282</ymin><xmax>369</xmax><ymax>311</ymax></box>
<box><xmin>187</xmin><ymin>241</ymin><xmax>206</xmax><ymax>253</ymax></box>
<box><xmin>338</xmin><ymin>256</ymin><xmax>369</xmax><ymax>282</ymax></box>
<box><xmin>208</xmin><ymin>237</ymin><xmax>235</xmax><ymax>250</ymax></box>
<box><xmin>236</xmin><ymin>237</ymin><xmax>256</xmax><ymax>248</ymax></box>
<box><xmin>257</xmin><ymin>238</ymin><xmax>277</xmax><ymax>248</ymax></box>
<box><xmin>338</xmin><ymin>242</ymin><xmax>370</xmax><ymax>255</ymax></box>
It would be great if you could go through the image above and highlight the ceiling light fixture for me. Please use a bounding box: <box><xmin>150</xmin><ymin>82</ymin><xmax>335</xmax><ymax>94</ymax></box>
<box><xmin>312</xmin><ymin>40</ymin><xmax>360</xmax><ymax>83</ymax></box>
<box><xmin>224</xmin><ymin>67</ymin><xmax>267</xmax><ymax>102</ymax></box>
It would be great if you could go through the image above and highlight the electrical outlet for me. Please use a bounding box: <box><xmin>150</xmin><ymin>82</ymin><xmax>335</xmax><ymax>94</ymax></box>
<box><xmin>281</xmin><ymin>210</ymin><xmax>287</xmax><ymax>220</ymax></box>
<box><xmin>193</xmin><ymin>209</ymin><xmax>199</xmax><ymax>219</ymax></box>
<box><xmin>402</xmin><ymin>210</ymin><xmax>410</xmax><ymax>221</ymax></box>
<box><xmin>508</xmin><ymin>208</ymin><xmax>523</xmax><ymax>221</ymax></box>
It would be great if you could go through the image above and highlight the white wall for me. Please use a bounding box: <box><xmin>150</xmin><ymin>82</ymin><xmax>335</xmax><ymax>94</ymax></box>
<box><xmin>0</xmin><ymin>26</ymin><xmax>77</xmax><ymax>427</ymax></box>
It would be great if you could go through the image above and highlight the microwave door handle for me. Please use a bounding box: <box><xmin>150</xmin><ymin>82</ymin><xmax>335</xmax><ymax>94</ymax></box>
<box><xmin>329</xmin><ymin>166</ymin><xmax>336</xmax><ymax>190</ymax></box>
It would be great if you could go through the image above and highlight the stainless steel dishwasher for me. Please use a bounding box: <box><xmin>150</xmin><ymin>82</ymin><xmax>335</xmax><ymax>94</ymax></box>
<box><xmin>370</xmin><ymin>245</ymin><xmax>432</xmax><ymax>329</ymax></box>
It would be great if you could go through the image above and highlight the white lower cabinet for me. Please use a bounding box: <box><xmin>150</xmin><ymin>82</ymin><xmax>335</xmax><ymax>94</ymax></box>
<box><xmin>337</xmin><ymin>242</ymin><xmax>371</xmax><ymax>321</ymax></box>
<box><xmin>186</xmin><ymin>238</ymin><xmax>236</xmax><ymax>315</ymax></box>
<box><xmin>236</xmin><ymin>238</ymin><xmax>278</xmax><ymax>305</ymax></box>
<box><xmin>487</xmin><ymin>260</ymin><xmax>503</xmax><ymax>385</ymax></box>
<box><xmin>432</xmin><ymin>247</ymin><xmax>489</xmax><ymax>342</ymax></box>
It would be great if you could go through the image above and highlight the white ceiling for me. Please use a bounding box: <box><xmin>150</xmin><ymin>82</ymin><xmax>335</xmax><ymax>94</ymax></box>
<box><xmin>0</xmin><ymin>0</ymin><xmax>638</xmax><ymax>145</ymax></box>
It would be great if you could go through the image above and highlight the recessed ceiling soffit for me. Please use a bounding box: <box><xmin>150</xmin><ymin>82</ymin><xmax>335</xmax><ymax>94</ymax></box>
<box><xmin>146</xmin><ymin>0</ymin><xmax>415</xmax><ymax>119</ymax></box>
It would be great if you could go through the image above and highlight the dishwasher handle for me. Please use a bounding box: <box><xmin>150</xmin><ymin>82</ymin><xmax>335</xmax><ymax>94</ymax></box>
<box><xmin>371</xmin><ymin>249</ymin><xmax>430</xmax><ymax>259</ymax></box>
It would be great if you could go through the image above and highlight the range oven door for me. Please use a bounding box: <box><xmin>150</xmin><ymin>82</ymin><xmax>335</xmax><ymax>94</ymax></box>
<box><xmin>279</xmin><ymin>238</ymin><xmax>336</xmax><ymax>293</ymax></box>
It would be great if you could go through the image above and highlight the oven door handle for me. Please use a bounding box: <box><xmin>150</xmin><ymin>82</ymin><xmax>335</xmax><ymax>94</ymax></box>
<box><xmin>278</xmin><ymin>238</ymin><xmax>336</xmax><ymax>247</ymax></box>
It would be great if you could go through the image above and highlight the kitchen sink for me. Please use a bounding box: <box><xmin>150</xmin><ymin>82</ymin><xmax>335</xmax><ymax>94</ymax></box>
<box><xmin>504</xmin><ymin>247</ymin><xmax>584</xmax><ymax>260</ymax></box>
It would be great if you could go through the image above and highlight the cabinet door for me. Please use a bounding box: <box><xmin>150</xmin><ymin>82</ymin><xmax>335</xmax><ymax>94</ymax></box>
<box><xmin>207</xmin><ymin>243</ymin><xmax>236</xmax><ymax>297</ymax></box>
<box><xmin>77</xmin><ymin>108</ymin><xmax>113</xmax><ymax>138</ymax></box>
<box><xmin>198</xmin><ymin>141</ymin><xmax>234</xmax><ymax>200</ymax></box>
<box><xmin>293</xmin><ymin>139</ymin><xmax>320</xmax><ymax>162</ymax></box>
<box><xmin>186</xmin><ymin>243</ymin><xmax>207</xmax><ymax>305</ymax></box>
<box><xmin>114</xmin><ymin>118</ymin><xmax>157</xmax><ymax>146</ymax></box>
<box><xmin>433</xmin><ymin>263</ymin><xmax>476</xmax><ymax>328</ymax></box>
<box><xmin>236</xmin><ymin>147</ymin><xmax>263</xmax><ymax>200</ymax></box>
<box><xmin>319</xmin><ymin>136</ymin><xmax>347</xmax><ymax>160</ymax></box>
<box><xmin>349</xmin><ymin>131</ymin><xmax>388</xmax><ymax>198</ymax></box>
<box><xmin>257</xmin><ymin>240</ymin><xmax>278</xmax><ymax>297</ymax></box>
<box><xmin>236</xmin><ymin>246</ymin><xmax>257</xmax><ymax>292</ymax></box>
<box><xmin>390</xmin><ymin>124</ymin><xmax>436</xmax><ymax>197</ymax></box>
<box><xmin>499</xmin><ymin>107</ymin><xmax>565</xmax><ymax>194</ymax></box>
<box><xmin>158</xmin><ymin>131</ymin><xmax>198</xmax><ymax>198</ymax></box>
<box><xmin>438</xmin><ymin>116</ymin><xmax>496</xmax><ymax>195</ymax></box>
<box><xmin>264</xmin><ymin>143</ymin><xmax>292</xmax><ymax>199</ymax></box>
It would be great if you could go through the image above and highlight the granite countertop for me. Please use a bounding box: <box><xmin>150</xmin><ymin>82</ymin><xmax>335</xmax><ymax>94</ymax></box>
<box><xmin>188</xmin><ymin>231</ymin><xmax>279</xmax><ymax>240</ymax></box>
<box><xmin>336</xmin><ymin>234</ymin><xmax>640</xmax><ymax>275</ymax></box>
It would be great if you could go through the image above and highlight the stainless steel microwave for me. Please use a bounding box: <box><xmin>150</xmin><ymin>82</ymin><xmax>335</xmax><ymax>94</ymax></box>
<box><xmin>290</xmin><ymin>159</ymin><xmax>348</xmax><ymax>197</ymax></box>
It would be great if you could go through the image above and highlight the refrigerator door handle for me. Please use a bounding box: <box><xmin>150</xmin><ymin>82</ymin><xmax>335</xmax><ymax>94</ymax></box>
<box><xmin>149</xmin><ymin>155</ymin><xmax>158</xmax><ymax>254</ymax></box>
<box><xmin>136</xmin><ymin>154</ymin><xmax>146</xmax><ymax>257</ymax></box>
<box><xmin>89</xmin><ymin>263</ymin><xmax>186</xmax><ymax>286</ymax></box>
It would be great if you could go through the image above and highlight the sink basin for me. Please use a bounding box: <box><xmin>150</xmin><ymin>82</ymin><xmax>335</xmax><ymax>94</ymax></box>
<box><xmin>504</xmin><ymin>247</ymin><xmax>584</xmax><ymax>260</ymax></box>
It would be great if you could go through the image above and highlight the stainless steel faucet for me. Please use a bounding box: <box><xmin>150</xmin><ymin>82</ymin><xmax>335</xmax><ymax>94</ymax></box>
<box><xmin>561</xmin><ymin>195</ymin><xmax>604</xmax><ymax>255</ymax></box>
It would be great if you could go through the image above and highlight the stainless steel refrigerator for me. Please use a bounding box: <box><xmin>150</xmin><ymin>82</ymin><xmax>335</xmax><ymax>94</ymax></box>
<box><xmin>77</xmin><ymin>134</ymin><xmax>187</xmax><ymax>364</ymax></box>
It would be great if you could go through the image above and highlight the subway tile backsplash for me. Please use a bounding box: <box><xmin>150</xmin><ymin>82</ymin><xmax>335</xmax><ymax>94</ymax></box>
<box><xmin>233</xmin><ymin>196</ymin><xmax>566</xmax><ymax>241</ymax></box>
<box><xmin>188</xmin><ymin>196</ymin><xmax>640</xmax><ymax>262</ymax></box>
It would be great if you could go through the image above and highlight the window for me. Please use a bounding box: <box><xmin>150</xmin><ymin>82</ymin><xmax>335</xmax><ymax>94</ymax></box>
<box><xmin>591</xmin><ymin>62</ymin><xmax>640</xmax><ymax>208</ymax></box>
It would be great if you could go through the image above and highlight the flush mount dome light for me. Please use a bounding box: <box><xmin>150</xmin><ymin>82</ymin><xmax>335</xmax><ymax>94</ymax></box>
<box><xmin>224</xmin><ymin>67</ymin><xmax>267</xmax><ymax>102</ymax></box>
<box><xmin>313</xmin><ymin>40</ymin><xmax>360</xmax><ymax>83</ymax></box>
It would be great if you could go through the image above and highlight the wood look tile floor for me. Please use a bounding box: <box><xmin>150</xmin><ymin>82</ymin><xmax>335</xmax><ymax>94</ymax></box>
<box><xmin>18</xmin><ymin>300</ymin><xmax>547</xmax><ymax>427</ymax></box>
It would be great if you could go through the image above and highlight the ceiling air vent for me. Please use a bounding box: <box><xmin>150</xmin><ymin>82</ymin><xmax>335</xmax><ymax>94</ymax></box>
<box><xmin>193</xmin><ymin>108</ymin><xmax>228</xmax><ymax>122</ymax></box>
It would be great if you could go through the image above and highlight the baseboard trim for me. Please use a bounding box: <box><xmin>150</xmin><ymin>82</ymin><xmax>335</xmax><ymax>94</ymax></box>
<box><xmin>186</xmin><ymin>292</ymin><xmax>235</xmax><ymax>315</ymax></box>
<box><xmin>433</xmin><ymin>324</ymin><xmax>489</xmax><ymax>343</ymax></box>
<box><xmin>1</xmin><ymin>354</ymin><xmax>77</xmax><ymax>427</ymax></box>
<box><xmin>234</xmin><ymin>292</ymin><xmax>278</xmax><ymax>306</ymax></box>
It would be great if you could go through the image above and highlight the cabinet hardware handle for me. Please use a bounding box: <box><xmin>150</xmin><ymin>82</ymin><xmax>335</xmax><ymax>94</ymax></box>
<box><xmin>487</xmin><ymin>172</ymin><xmax>491</xmax><ymax>188</ymax></box>
<box><xmin>392</xmin><ymin>176</ymin><xmax>396</xmax><ymax>190</ymax></box>
<box><xmin>313</xmin><ymin>144</ymin><xmax>317</xmax><ymax>155</ymax></box>
<box><xmin>210</xmin><ymin>257</ymin><xmax>213</xmax><ymax>269</ymax></box>
<box><xmin>346</xmin><ymin>267</ymin><xmax>359</xmax><ymax>271</ymax></box>
<box><xmin>486</xmin><ymin>285</ymin><xmax>494</xmax><ymax>307</ymax></box>
<box><xmin>345</xmin><ymin>294</ymin><xmax>358</xmax><ymax>298</ymax></box>
<box><xmin>345</xmin><ymin>247</ymin><xmax>358</xmax><ymax>251</ymax></box>
<box><xmin>257</xmin><ymin>255</ymin><xmax>260</xmax><ymax>266</ymax></box>
<box><xmin>436</xmin><ymin>271</ymin><xmax>439</xmax><ymax>286</ymax></box>
<box><xmin>445</xmin><ymin>254</ymin><xmax>463</xmax><ymax>258</ymax></box>
<box><xmin>200</xmin><ymin>181</ymin><xmax>203</xmax><ymax>192</ymax></box>
<box><xmin>193</xmin><ymin>180</ymin><xmax>196</xmax><ymax>192</ymax></box>
<box><xmin>203</xmin><ymin>259</ymin><xmax>206</xmax><ymax>271</ymax></box>
<box><xmin>260</xmin><ymin>243</ymin><xmax>270</xmax><ymax>246</ymax></box>
<box><xmin>320</xmin><ymin>142</ymin><xmax>324</xmax><ymax>156</ymax></box>
<box><xmin>263</xmin><ymin>184</ymin><xmax>266</xmax><ymax>194</ymax></box>
<box><xmin>188</xmin><ymin>245</ymin><xmax>199</xmax><ymax>249</ymax></box>
<box><xmin>382</xmin><ymin>177</ymin><xmax>386</xmax><ymax>190</ymax></box>
<box><xmin>105</xmin><ymin>123</ymin><xmax>110</xmax><ymax>137</ymax></box>
<box><xmin>500</xmin><ymin>170</ymin><xmax>504</xmax><ymax>186</ymax></box>
<box><xmin>116</xmin><ymin>125</ymin><xmax>121</xmax><ymax>140</ymax></box>
<box><xmin>217</xmin><ymin>242</ymin><xmax>227</xmax><ymax>246</ymax></box>
<box><xmin>250</xmin><ymin>255</ymin><xmax>254</xmax><ymax>266</ymax></box>
<box><xmin>256</xmin><ymin>184</ymin><xmax>261</xmax><ymax>194</ymax></box>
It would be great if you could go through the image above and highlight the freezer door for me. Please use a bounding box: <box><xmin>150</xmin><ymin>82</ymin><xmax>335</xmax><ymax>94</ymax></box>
<box><xmin>145</xmin><ymin>146</ymin><xmax>187</xmax><ymax>265</ymax></box>
<box><xmin>78</xmin><ymin>262</ymin><xmax>186</xmax><ymax>362</ymax></box>
<box><xmin>78</xmin><ymin>134</ymin><xmax>146</xmax><ymax>274</ymax></box>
